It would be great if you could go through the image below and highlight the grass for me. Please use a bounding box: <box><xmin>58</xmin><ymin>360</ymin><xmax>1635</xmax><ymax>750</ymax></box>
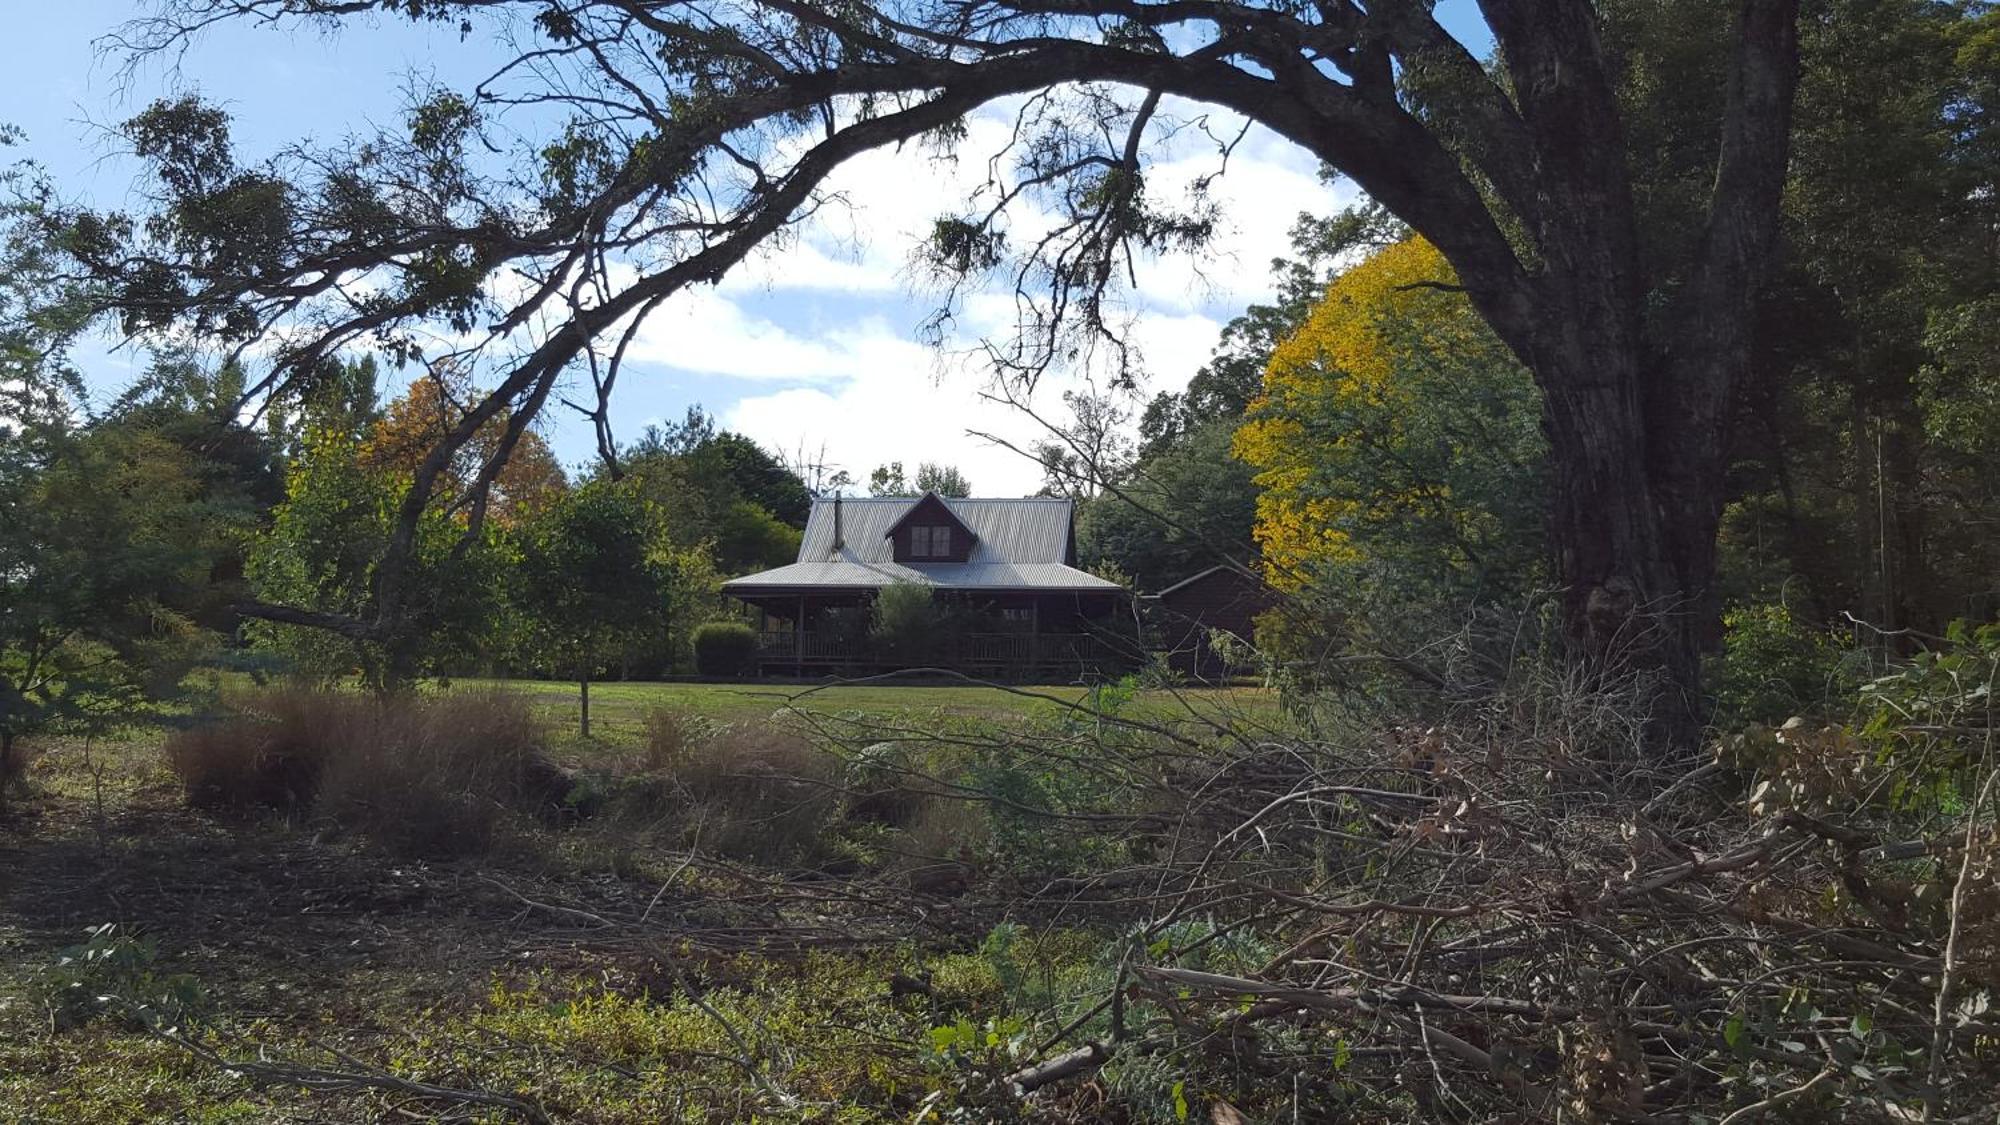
<box><xmin>463</xmin><ymin>675</ymin><xmax>1281</xmax><ymax>738</ymax></box>
<box><xmin>0</xmin><ymin>684</ymin><xmax>1250</xmax><ymax>1123</ymax></box>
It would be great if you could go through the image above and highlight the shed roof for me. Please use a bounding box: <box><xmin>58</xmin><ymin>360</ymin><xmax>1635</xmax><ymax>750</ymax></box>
<box><xmin>723</xmin><ymin>494</ymin><xmax>1122</xmax><ymax>594</ymax></box>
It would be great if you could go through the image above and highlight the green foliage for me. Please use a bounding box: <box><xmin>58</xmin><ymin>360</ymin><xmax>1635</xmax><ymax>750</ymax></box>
<box><xmin>1708</xmin><ymin>603</ymin><xmax>1861</xmax><ymax>726</ymax></box>
<box><xmin>2</xmin><ymin>184</ymin><xmax>247</xmax><ymax>769</ymax></box>
<box><xmin>690</xmin><ymin>620</ymin><xmax>758</xmax><ymax>677</ymax></box>
<box><xmin>870</xmin><ymin>582</ymin><xmax>941</xmax><ymax>664</ymax></box>
<box><xmin>246</xmin><ymin>423</ymin><xmax>509</xmax><ymax>684</ymax></box>
<box><xmin>514</xmin><ymin>479</ymin><xmax>676</xmax><ymax>686</ymax></box>
<box><xmin>1235</xmin><ymin>236</ymin><xmax>1547</xmax><ymax>674</ymax></box>
<box><xmin>712</xmin><ymin>498</ymin><xmax>802</xmax><ymax>575</ymax></box>
<box><xmin>619</xmin><ymin>407</ymin><xmax>812</xmax><ymax>576</ymax></box>
<box><xmin>868</xmin><ymin>460</ymin><xmax>973</xmax><ymax>498</ymax></box>
<box><xmin>1706</xmin><ymin>0</ymin><xmax>2000</xmax><ymax>629</ymax></box>
<box><xmin>1078</xmin><ymin>418</ymin><xmax>1257</xmax><ymax>592</ymax></box>
<box><xmin>40</xmin><ymin>924</ymin><xmax>205</xmax><ymax>1033</ymax></box>
<box><xmin>0</xmin><ymin>365</ymin><xmax>239</xmax><ymax>774</ymax></box>
<box><xmin>1139</xmin><ymin>203</ymin><xmax>1404</xmax><ymax>454</ymax></box>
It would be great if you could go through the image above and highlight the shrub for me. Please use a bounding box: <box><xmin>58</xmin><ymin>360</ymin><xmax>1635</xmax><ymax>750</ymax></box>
<box><xmin>40</xmin><ymin>923</ymin><xmax>206</xmax><ymax>1032</ymax></box>
<box><xmin>316</xmin><ymin>692</ymin><xmax>567</xmax><ymax>857</ymax></box>
<box><xmin>691</xmin><ymin>621</ymin><xmax>758</xmax><ymax>677</ymax></box>
<box><xmin>163</xmin><ymin>687</ymin><xmax>357</xmax><ymax>813</ymax></box>
<box><xmin>871</xmin><ymin>581</ymin><xmax>940</xmax><ymax>665</ymax></box>
<box><xmin>1708</xmin><ymin>602</ymin><xmax>1859</xmax><ymax>727</ymax></box>
<box><xmin>163</xmin><ymin>690</ymin><xmax>568</xmax><ymax>857</ymax></box>
<box><xmin>0</xmin><ymin>735</ymin><xmax>30</xmax><ymax>810</ymax></box>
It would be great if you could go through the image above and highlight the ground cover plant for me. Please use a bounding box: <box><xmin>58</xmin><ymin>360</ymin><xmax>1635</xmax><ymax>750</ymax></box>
<box><xmin>5</xmin><ymin>636</ymin><xmax>1997</xmax><ymax>1121</ymax></box>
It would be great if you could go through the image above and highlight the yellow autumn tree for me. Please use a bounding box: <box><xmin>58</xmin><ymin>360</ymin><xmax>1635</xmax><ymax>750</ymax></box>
<box><xmin>1234</xmin><ymin>236</ymin><xmax>1545</xmax><ymax>616</ymax></box>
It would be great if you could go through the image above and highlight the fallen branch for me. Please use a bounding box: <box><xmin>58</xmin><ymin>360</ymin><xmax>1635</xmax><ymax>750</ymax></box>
<box><xmin>1007</xmin><ymin>1041</ymin><xmax>1111</xmax><ymax>1095</ymax></box>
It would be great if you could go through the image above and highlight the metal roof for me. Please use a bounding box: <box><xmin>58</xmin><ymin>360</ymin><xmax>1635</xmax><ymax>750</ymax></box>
<box><xmin>795</xmin><ymin>495</ymin><xmax>1076</xmax><ymax>565</ymax></box>
<box><xmin>721</xmin><ymin>560</ymin><xmax>1123</xmax><ymax>593</ymax></box>
<box><xmin>723</xmin><ymin>495</ymin><xmax>1123</xmax><ymax>594</ymax></box>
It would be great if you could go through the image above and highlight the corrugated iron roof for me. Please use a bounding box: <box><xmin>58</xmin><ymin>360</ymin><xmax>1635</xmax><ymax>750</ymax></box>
<box><xmin>723</xmin><ymin>494</ymin><xmax>1122</xmax><ymax>593</ymax></box>
<box><xmin>796</xmin><ymin>495</ymin><xmax>1075</xmax><ymax>565</ymax></box>
<box><xmin>721</xmin><ymin>560</ymin><xmax>1123</xmax><ymax>593</ymax></box>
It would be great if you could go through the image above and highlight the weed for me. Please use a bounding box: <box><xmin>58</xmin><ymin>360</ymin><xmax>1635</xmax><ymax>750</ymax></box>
<box><xmin>39</xmin><ymin>924</ymin><xmax>205</xmax><ymax>1032</ymax></box>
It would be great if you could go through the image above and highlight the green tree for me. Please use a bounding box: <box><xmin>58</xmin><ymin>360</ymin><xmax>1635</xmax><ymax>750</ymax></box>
<box><xmin>0</xmin><ymin>374</ymin><xmax>229</xmax><ymax>805</ymax></box>
<box><xmin>917</xmin><ymin>462</ymin><xmax>973</xmax><ymax>498</ymax></box>
<box><xmin>712</xmin><ymin>500</ymin><xmax>803</xmax><ymax>576</ymax></box>
<box><xmin>50</xmin><ymin>0</ymin><xmax>1813</xmax><ymax>739</ymax></box>
<box><xmin>1077</xmin><ymin>419</ymin><xmax>1258</xmax><ymax>593</ymax></box>
<box><xmin>1139</xmin><ymin>204</ymin><xmax>1404</xmax><ymax>454</ymax></box>
<box><xmin>246</xmin><ymin>424</ymin><xmax>511</xmax><ymax>686</ymax></box>
<box><xmin>870</xmin><ymin>582</ymin><xmax>942</xmax><ymax>666</ymax></box>
<box><xmin>691</xmin><ymin>431</ymin><xmax>813</xmax><ymax>527</ymax></box>
<box><xmin>871</xmin><ymin>460</ymin><xmax>974</xmax><ymax>498</ymax></box>
<box><xmin>868</xmin><ymin>462</ymin><xmax>909</xmax><ymax>497</ymax></box>
<box><xmin>514</xmin><ymin>480</ymin><xmax>674</xmax><ymax>736</ymax></box>
<box><xmin>1711</xmin><ymin>0</ymin><xmax>2000</xmax><ymax>634</ymax></box>
<box><xmin>0</xmin><ymin>159</ymin><xmax>232</xmax><ymax>804</ymax></box>
<box><xmin>618</xmin><ymin>409</ymin><xmax>812</xmax><ymax>573</ymax></box>
<box><xmin>1078</xmin><ymin>211</ymin><xmax>1389</xmax><ymax>590</ymax></box>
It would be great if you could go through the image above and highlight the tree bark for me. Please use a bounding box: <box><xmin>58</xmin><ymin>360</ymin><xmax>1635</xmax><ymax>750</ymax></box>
<box><xmin>1448</xmin><ymin>0</ymin><xmax>1800</xmax><ymax>746</ymax></box>
<box><xmin>579</xmin><ymin>669</ymin><xmax>591</xmax><ymax>740</ymax></box>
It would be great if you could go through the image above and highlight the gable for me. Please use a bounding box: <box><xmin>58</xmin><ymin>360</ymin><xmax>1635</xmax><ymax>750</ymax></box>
<box><xmin>885</xmin><ymin>493</ymin><xmax>975</xmax><ymax>563</ymax></box>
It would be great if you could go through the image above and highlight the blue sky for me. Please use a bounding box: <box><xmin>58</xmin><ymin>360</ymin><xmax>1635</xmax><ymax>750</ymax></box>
<box><xmin>5</xmin><ymin>2</ymin><xmax>1493</xmax><ymax>494</ymax></box>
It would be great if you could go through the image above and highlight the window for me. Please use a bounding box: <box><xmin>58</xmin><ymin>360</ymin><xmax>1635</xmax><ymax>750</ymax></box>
<box><xmin>909</xmin><ymin>526</ymin><xmax>952</xmax><ymax>559</ymax></box>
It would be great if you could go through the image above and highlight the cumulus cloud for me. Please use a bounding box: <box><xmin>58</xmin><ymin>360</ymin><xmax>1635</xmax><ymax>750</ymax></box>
<box><xmin>567</xmin><ymin>97</ymin><xmax>1350</xmax><ymax>494</ymax></box>
<box><xmin>717</xmin><ymin>306</ymin><xmax>1225</xmax><ymax>496</ymax></box>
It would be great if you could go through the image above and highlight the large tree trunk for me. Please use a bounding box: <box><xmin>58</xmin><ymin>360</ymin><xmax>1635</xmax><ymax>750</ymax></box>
<box><xmin>1521</xmin><ymin>314</ymin><xmax>1713</xmax><ymax>746</ymax></box>
<box><xmin>1424</xmin><ymin>0</ymin><xmax>1802</xmax><ymax>749</ymax></box>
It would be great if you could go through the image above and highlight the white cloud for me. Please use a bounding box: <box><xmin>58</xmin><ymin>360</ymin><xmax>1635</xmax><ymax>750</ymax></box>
<box><xmin>561</xmin><ymin>97</ymin><xmax>1351</xmax><ymax>486</ymax></box>
<box><xmin>715</xmin><ymin>304</ymin><xmax>1224</xmax><ymax>496</ymax></box>
<box><xmin>618</xmin><ymin>287</ymin><xmax>931</xmax><ymax>383</ymax></box>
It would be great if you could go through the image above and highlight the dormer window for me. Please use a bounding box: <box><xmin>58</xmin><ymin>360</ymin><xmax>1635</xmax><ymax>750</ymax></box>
<box><xmin>888</xmin><ymin>492</ymin><xmax>975</xmax><ymax>563</ymax></box>
<box><xmin>910</xmin><ymin>525</ymin><xmax>952</xmax><ymax>559</ymax></box>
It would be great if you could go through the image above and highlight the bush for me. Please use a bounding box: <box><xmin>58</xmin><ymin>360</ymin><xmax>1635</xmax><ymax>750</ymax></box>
<box><xmin>1708</xmin><ymin>602</ymin><xmax>1859</xmax><ymax>726</ymax></box>
<box><xmin>871</xmin><ymin>581</ymin><xmax>939</xmax><ymax>665</ymax></box>
<box><xmin>691</xmin><ymin>621</ymin><xmax>758</xmax><ymax>677</ymax></box>
<box><xmin>163</xmin><ymin>689</ymin><xmax>569</xmax><ymax>857</ymax></box>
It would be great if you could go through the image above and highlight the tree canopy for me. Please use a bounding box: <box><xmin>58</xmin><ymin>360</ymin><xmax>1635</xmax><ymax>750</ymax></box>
<box><xmin>868</xmin><ymin>461</ymin><xmax>974</xmax><ymax>498</ymax></box>
<box><xmin>18</xmin><ymin>0</ymin><xmax>1811</xmax><ymax>730</ymax></box>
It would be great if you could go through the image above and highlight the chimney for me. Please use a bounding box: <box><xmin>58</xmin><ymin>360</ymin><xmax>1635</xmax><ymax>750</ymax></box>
<box><xmin>832</xmin><ymin>493</ymin><xmax>844</xmax><ymax>553</ymax></box>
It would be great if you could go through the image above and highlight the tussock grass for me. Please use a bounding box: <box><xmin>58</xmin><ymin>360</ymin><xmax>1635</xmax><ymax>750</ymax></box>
<box><xmin>163</xmin><ymin>689</ymin><xmax>569</xmax><ymax>857</ymax></box>
<box><xmin>612</xmin><ymin>710</ymin><xmax>843</xmax><ymax>863</ymax></box>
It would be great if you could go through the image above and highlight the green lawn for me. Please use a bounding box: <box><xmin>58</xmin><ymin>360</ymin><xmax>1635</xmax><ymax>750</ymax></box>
<box><xmin>461</xmin><ymin>676</ymin><xmax>1280</xmax><ymax>734</ymax></box>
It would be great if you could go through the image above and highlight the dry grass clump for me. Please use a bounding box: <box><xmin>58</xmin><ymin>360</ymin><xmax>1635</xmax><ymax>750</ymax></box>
<box><xmin>620</xmin><ymin>709</ymin><xmax>843</xmax><ymax>862</ymax></box>
<box><xmin>164</xmin><ymin>689</ymin><xmax>568</xmax><ymax>857</ymax></box>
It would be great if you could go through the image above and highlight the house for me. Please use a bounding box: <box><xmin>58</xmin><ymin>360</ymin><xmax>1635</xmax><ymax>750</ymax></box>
<box><xmin>720</xmin><ymin>492</ymin><xmax>1132</xmax><ymax>679</ymax></box>
<box><xmin>1146</xmin><ymin>565</ymin><xmax>1275</xmax><ymax>682</ymax></box>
